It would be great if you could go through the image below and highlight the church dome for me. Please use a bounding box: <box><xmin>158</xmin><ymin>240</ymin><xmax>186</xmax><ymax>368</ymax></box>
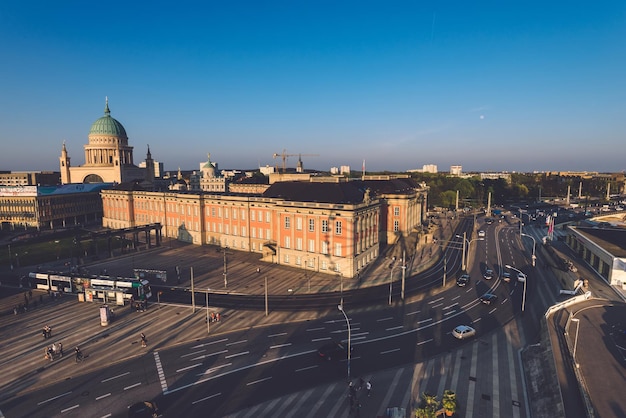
<box><xmin>89</xmin><ymin>98</ymin><xmax>127</xmax><ymax>138</ymax></box>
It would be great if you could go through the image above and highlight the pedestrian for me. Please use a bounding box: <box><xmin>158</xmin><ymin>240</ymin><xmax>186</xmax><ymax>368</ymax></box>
<box><xmin>366</xmin><ymin>380</ymin><xmax>372</xmax><ymax>397</ymax></box>
<box><xmin>216</xmin><ymin>312</ymin><xmax>220</xmax><ymax>322</ymax></box>
<box><xmin>75</xmin><ymin>346</ymin><xmax>83</xmax><ymax>363</ymax></box>
<box><xmin>140</xmin><ymin>333</ymin><xmax>147</xmax><ymax>348</ymax></box>
<box><xmin>58</xmin><ymin>342</ymin><xmax>64</xmax><ymax>357</ymax></box>
<box><xmin>210</xmin><ymin>312</ymin><xmax>215</xmax><ymax>323</ymax></box>
<box><xmin>47</xmin><ymin>346</ymin><xmax>54</xmax><ymax>362</ymax></box>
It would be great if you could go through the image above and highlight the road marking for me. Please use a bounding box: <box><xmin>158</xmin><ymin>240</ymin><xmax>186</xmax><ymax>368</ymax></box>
<box><xmin>199</xmin><ymin>363</ymin><xmax>232</xmax><ymax>376</ymax></box>
<box><xmin>190</xmin><ymin>350</ymin><xmax>228</xmax><ymax>361</ymax></box>
<box><xmin>247</xmin><ymin>376</ymin><xmax>272</xmax><ymax>386</ymax></box>
<box><xmin>101</xmin><ymin>372</ymin><xmax>130</xmax><ymax>383</ymax></box>
<box><xmin>417</xmin><ymin>338</ymin><xmax>433</xmax><ymax>345</ymax></box>
<box><xmin>176</xmin><ymin>363</ymin><xmax>202</xmax><ymax>373</ymax></box>
<box><xmin>352</xmin><ymin>332</ymin><xmax>369</xmax><ymax>337</ymax></box>
<box><xmin>181</xmin><ymin>350</ymin><xmax>205</xmax><ymax>358</ymax></box>
<box><xmin>381</xmin><ymin>348</ymin><xmax>401</xmax><ymax>355</ymax></box>
<box><xmin>100</xmin><ymin>414</ymin><xmax>112</xmax><ymax>418</ymax></box>
<box><xmin>153</xmin><ymin>352</ymin><xmax>168</xmax><ymax>393</ymax></box>
<box><xmin>270</xmin><ymin>343</ymin><xmax>292</xmax><ymax>349</ymax></box>
<box><xmin>331</xmin><ymin>327</ymin><xmax>360</xmax><ymax>333</ymax></box>
<box><xmin>192</xmin><ymin>338</ymin><xmax>227</xmax><ymax>348</ymax></box>
<box><xmin>37</xmin><ymin>391</ymin><xmax>72</xmax><ymax>405</ymax></box>
<box><xmin>489</xmin><ymin>307</ymin><xmax>497</xmax><ymax>315</ymax></box>
<box><xmin>386</xmin><ymin>326</ymin><xmax>403</xmax><ymax>331</ymax></box>
<box><xmin>428</xmin><ymin>297</ymin><xmax>444</xmax><ymax>304</ymax></box>
<box><xmin>95</xmin><ymin>393</ymin><xmax>111</xmax><ymax>400</ymax></box>
<box><xmin>351</xmin><ymin>336</ymin><xmax>367</xmax><ymax>341</ymax></box>
<box><xmin>306</xmin><ymin>327</ymin><xmax>325</xmax><ymax>332</ymax></box>
<box><xmin>451</xmin><ymin>295</ymin><xmax>460</xmax><ymax>301</ymax></box>
<box><xmin>311</xmin><ymin>337</ymin><xmax>331</xmax><ymax>342</ymax></box>
<box><xmin>295</xmin><ymin>365</ymin><xmax>318</xmax><ymax>372</ymax></box>
<box><xmin>268</xmin><ymin>332</ymin><xmax>287</xmax><ymax>338</ymax></box>
<box><xmin>192</xmin><ymin>393</ymin><xmax>221</xmax><ymax>405</ymax></box>
<box><xmin>61</xmin><ymin>404</ymin><xmax>79</xmax><ymax>413</ymax></box>
<box><xmin>406</xmin><ymin>310</ymin><xmax>420</xmax><ymax>316</ymax></box>
<box><xmin>473</xmin><ymin>317</ymin><xmax>482</xmax><ymax>323</ymax></box>
<box><xmin>226</xmin><ymin>340</ymin><xmax>247</xmax><ymax>346</ymax></box>
<box><xmin>376</xmin><ymin>317</ymin><xmax>394</xmax><ymax>322</ymax></box>
<box><xmin>225</xmin><ymin>351</ymin><xmax>249</xmax><ymax>359</ymax></box>
<box><xmin>417</xmin><ymin>318</ymin><xmax>432</xmax><ymax>324</ymax></box>
<box><xmin>124</xmin><ymin>382</ymin><xmax>141</xmax><ymax>390</ymax></box>
<box><xmin>443</xmin><ymin>310</ymin><xmax>456</xmax><ymax>316</ymax></box>
<box><xmin>431</xmin><ymin>303</ymin><xmax>443</xmax><ymax>308</ymax></box>
<box><xmin>443</xmin><ymin>303</ymin><xmax>459</xmax><ymax>310</ymax></box>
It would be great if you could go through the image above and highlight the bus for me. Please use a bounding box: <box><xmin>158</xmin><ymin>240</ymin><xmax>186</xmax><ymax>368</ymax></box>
<box><xmin>29</xmin><ymin>272</ymin><xmax>152</xmax><ymax>305</ymax></box>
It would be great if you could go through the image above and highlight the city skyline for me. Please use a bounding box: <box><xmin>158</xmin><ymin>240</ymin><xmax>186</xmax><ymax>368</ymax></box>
<box><xmin>1</xmin><ymin>1</ymin><xmax>624</xmax><ymax>174</ymax></box>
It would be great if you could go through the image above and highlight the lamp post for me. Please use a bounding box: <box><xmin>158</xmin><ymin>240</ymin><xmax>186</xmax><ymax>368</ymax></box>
<box><xmin>206</xmin><ymin>289</ymin><xmax>211</xmax><ymax>334</ymax></box>
<box><xmin>389</xmin><ymin>263</ymin><xmax>396</xmax><ymax>305</ymax></box>
<box><xmin>521</xmin><ymin>233</ymin><xmax>537</xmax><ymax>267</ymax></box>
<box><xmin>505</xmin><ymin>265</ymin><xmax>527</xmax><ymax>313</ymax></box>
<box><xmin>338</xmin><ymin>304</ymin><xmax>351</xmax><ymax>380</ymax></box>
<box><xmin>571</xmin><ymin>318</ymin><xmax>580</xmax><ymax>368</ymax></box>
<box><xmin>456</xmin><ymin>233</ymin><xmax>484</xmax><ymax>271</ymax></box>
<box><xmin>223</xmin><ymin>247</ymin><xmax>228</xmax><ymax>288</ymax></box>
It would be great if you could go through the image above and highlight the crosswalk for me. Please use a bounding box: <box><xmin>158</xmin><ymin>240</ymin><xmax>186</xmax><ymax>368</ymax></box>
<box><xmin>225</xmin><ymin>323</ymin><xmax>528</xmax><ymax>418</ymax></box>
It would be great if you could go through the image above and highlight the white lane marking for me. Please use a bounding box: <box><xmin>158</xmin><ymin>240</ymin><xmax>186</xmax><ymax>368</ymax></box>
<box><xmin>489</xmin><ymin>307</ymin><xmax>497</xmax><ymax>315</ymax></box>
<box><xmin>417</xmin><ymin>339</ymin><xmax>433</xmax><ymax>345</ymax></box>
<box><xmin>376</xmin><ymin>317</ymin><xmax>394</xmax><ymax>322</ymax></box>
<box><xmin>37</xmin><ymin>391</ymin><xmax>72</xmax><ymax>405</ymax></box>
<box><xmin>306</xmin><ymin>327</ymin><xmax>325</xmax><ymax>332</ymax></box>
<box><xmin>270</xmin><ymin>343</ymin><xmax>292</xmax><ymax>349</ymax></box>
<box><xmin>192</xmin><ymin>338</ymin><xmax>228</xmax><ymax>348</ymax></box>
<box><xmin>61</xmin><ymin>404</ymin><xmax>79</xmax><ymax>413</ymax></box>
<box><xmin>406</xmin><ymin>310</ymin><xmax>420</xmax><ymax>316</ymax></box>
<box><xmin>417</xmin><ymin>318</ymin><xmax>432</xmax><ymax>324</ymax></box>
<box><xmin>199</xmin><ymin>363</ymin><xmax>232</xmax><ymax>376</ymax></box>
<box><xmin>176</xmin><ymin>364</ymin><xmax>202</xmax><ymax>373</ymax></box>
<box><xmin>443</xmin><ymin>303</ymin><xmax>459</xmax><ymax>310</ymax></box>
<box><xmin>153</xmin><ymin>352</ymin><xmax>168</xmax><ymax>393</ymax></box>
<box><xmin>311</xmin><ymin>337</ymin><xmax>331</xmax><ymax>342</ymax></box>
<box><xmin>351</xmin><ymin>336</ymin><xmax>367</xmax><ymax>341</ymax></box>
<box><xmin>190</xmin><ymin>350</ymin><xmax>228</xmax><ymax>361</ymax></box>
<box><xmin>295</xmin><ymin>365</ymin><xmax>318</xmax><ymax>372</ymax></box>
<box><xmin>101</xmin><ymin>372</ymin><xmax>130</xmax><ymax>383</ymax></box>
<box><xmin>381</xmin><ymin>348</ymin><xmax>401</xmax><ymax>355</ymax></box>
<box><xmin>431</xmin><ymin>303</ymin><xmax>443</xmax><ymax>308</ymax></box>
<box><xmin>247</xmin><ymin>376</ymin><xmax>272</xmax><ymax>386</ymax></box>
<box><xmin>451</xmin><ymin>295</ymin><xmax>460</xmax><ymax>301</ymax></box>
<box><xmin>331</xmin><ymin>327</ymin><xmax>360</xmax><ymax>333</ymax></box>
<box><xmin>386</xmin><ymin>326</ymin><xmax>403</xmax><ymax>331</ymax></box>
<box><xmin>124</xmin><ymin>382</ymin><xmax>141</xmax><ymax>391</ymax></box>
<box><xmin>473</xmin><ymin>317</ymin><xmax>482</xmax><ymax>323</ymax></box>
<box><xmin>181</xmin><ymin>350</ymin><xmax>205</xmax><ymax>358</ymax></box>
<box><xmin>95</xmin><ymin>393</ymin><xmax>111</xmax><ymax>400</ymax></box>
<box><xmin>226</xmin><ymin>340</ymin><xmax>247</xmax><ymax>346</ymax></box>
<box><xmin>192</xmin><ymin>393</ymin><xmax>221</xmax><ymax>405</ymax></box>
<box><xmin>225</xmin><ymin>351</ymin><xmax>249</xmax><ymax>359</ymax></box>
<box><xmin>428</xmin><ymin>297</ymin><xmax>444</xmax><ymax>304</ymax></box>
<box><xmin>99</xmin><ymin>414</ymin><xmax>112</xmax><ymax>418</ymax></box>
<box><xmin>443</xmin><ymin>310</ymin><xmax>456</xmax><ymax>316</ymax></box>
<box><xmin>268</xmin><ymin>332</ymin><xmax>288</xmax><ymax>337</ymax></box>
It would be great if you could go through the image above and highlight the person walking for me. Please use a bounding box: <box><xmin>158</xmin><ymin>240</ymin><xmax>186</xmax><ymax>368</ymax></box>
<box><xmin>140</xmin><ymin>333</ymin><xmax>148</xmax><ymax>348</ymax></box>
<box><xmin>366</xmin><ymin>380</ymin><xmax>372</xmax><ymax>397</ymax></box>
<box><xmin>74</xmin><ymin>346</ymin><xmax>83</xmax><ymax>363</ymax></box>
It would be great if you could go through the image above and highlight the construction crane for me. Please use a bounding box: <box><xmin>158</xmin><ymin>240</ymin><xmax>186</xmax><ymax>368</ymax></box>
<box><xmin>272</xmin><ymin>150</ymin><xmax>319</xmax><ymax>173</ymax></box>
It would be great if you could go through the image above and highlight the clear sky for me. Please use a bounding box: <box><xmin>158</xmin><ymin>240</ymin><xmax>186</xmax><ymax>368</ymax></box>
<box><xmin>1</xmin><ymin>1</ymin><xmax>624</xmax><ymax>174</ymax></box>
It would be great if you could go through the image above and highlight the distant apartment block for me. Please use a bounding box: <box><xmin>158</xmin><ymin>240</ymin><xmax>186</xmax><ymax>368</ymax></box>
<box><xmin>138</xmin><ymin>160</ymin><xmax>164</xmax><ymax>178</ymax></box>
<box><xmin>0</xmin><ymin>171</ymin><xmax>60</xmax><ymax>187</ymax></box>
<box><xmin>422</xmin><ymin>164</ymin><xmax>438</xmax><ymax>173</ymax></box>
<box><xmin>479</xmin><ymin>172</ymin><xmax>512</xmax><ymax>183</ymax></box>
<box><xmin>450</xmin><ymin>165</ymin><xmax>462</xmax><ymax>176</ymax></box>
<box><xmin>340</xmin><ymin>166</ymin><xmax>351</xmax><ymax>175</ymax></box>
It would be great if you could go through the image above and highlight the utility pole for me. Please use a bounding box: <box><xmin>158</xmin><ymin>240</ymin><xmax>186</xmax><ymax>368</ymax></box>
<box><xmin>223</xmin><ymin>247</ymin><xmax>228</xmax><ymax>288</ymax></box>
<box><xmin>401</xmin><ymin>251</ymin><xmax>407</xmax><ymax>300</ymax></box>
<box><xmin>264</xmin><ymin>276</ymin><xmax>268</xmax><ymax>316</ymax></box>
<box><xmin>190</xmin><ymin>266</ymin><xmax>195</xmax><ymax>313</ymax></box>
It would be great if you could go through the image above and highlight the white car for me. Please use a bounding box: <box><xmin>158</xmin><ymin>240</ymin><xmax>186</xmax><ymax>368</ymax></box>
<box><xmin>452</xmin><ymin>325</ymin><xmax>476</xmax><ymax>340</ymax></box>
<box><xmin>517</xmin><ymin>272</ymin><xmax>526</xmax><ymax>282</ymax></box>
<box><xmin>478</xmin><ymin>230</ymin><xmax>485</xmax><ymax>237</ymax></box>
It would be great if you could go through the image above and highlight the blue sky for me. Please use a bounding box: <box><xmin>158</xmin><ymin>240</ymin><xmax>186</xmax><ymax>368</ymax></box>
<box><xmin>1</xmin><ymin>1</ymin><xmax>624</xmax><ymax>174</ymax></box>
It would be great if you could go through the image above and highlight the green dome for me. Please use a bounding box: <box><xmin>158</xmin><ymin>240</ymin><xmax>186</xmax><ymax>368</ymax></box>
<box><xmin>89</xmin><ymin>99</ymin><xmax>127</xmax><ymax>137</ymax></box>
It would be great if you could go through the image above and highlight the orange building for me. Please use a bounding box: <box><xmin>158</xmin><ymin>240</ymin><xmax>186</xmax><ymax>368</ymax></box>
<box><xmin>101</xmin><ymin>175</ymin><xmax>427</xmax><ymax>278</ymax></box>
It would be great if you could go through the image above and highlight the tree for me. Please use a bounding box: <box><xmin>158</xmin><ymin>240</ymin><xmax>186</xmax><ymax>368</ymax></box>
<box><xmin>414</xmin><ymin>392</ymin><xmax>439</xmax><ymax>418</ymax></box>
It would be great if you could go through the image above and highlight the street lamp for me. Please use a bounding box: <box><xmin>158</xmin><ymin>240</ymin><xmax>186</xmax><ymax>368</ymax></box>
<box><xmin>505</xmin><ymin>265</ymin><xmax>527</xmax><ymax>313</ymax></box>
<box><xmin>389</xmin><ymin>263</ymin><xmax>396</xmax><ymax>305</ymax></box>
<box><xmin>521</xmin><ymin>233</ymin><xmax>537</xmax><ymax>267</ymax></box>
<box><xmin>571</xmin><ymin>318</ymin><xmax>580</xmax><ymax>368</ymax></box>
<box><xmin>456</xmin><ymin>233</ymin><xmax>484</xmax><ymax>271</ymax></box>
<box><xmin>206</xmin><ymin>288</ymin><xmax>211</xmax><ymax>334</ymax></box>
<box><xmin>338</xmin><ymin>304</ymin><xmax>351</xmax><ymax>380</ymax></box>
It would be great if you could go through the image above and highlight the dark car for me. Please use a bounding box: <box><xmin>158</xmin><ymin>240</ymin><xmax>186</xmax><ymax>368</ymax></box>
<box><xmin>317</xmin><ymin>341</ymin><xmax>351</xmax><ymax>361</ymax></box>
<box><xmin>483</xmin><ymin>268</ymin><xmax>494</xmax><ymax>280</ymax></box>
<box><xmin>128</xmin><ymin>401</ymin><xmax>158</xmax><ymax>418</ymax></box>
<box><xmin>480</xmin><ymin>293</ymin><xmax>498</xmax><ymax>305</ymax></box>
<box><xmin>456</xmin><ymin>274</ymin><xmax>470</xmax><ymax>287</ymax></box>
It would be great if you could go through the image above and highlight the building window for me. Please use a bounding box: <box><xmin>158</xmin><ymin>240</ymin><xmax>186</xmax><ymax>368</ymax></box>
<box><xmin>266</xmin><ymin>229</ymin><xmax>271</xmax><ymax>240</ymax></box>
<box><xmin>394</xmin><ymin>207</ymin><xmax>400</xmax><ymax>216</ymax></box>
<box><xmin>321</xmin><ymin>241</ymin><xmax>328</xmax><ymax>255</ymax></box>
<box><xmin>296</xmin><ymin>256</ymin><xmax>302</xmax><ymax>266</ymax></box>
<box><xmin>393</xmin><ymin>220</ymin><xmax>399</xmax><ymax>232</ymax></box>
<box><xmin>308</xmin><ymin>239</ymin><xmax>315</xmax><ymax>252</ymax></box>
<box><xmin>335</xmin><ymin>221</ymin><xmax>342</xmax><ymax>235</ymax></box>
<box><xmin>251</xmin><ymin>211</ymin><xmax>255</xmax><ymax>221</ymax></box>
<box><xmin>252</xmin><ymin>228</ymin><xmax>256</xmax><ymax>238</ymax></box>
<box><xmin>284</xmin><ymin>254</ymin><xmax>289</xmax><ymax>264</ymax></box>
<box><xmin>321</xmin><ymin>260</ymin><xmax>328</xmax><ymax>270</ymax></box>
<box><xmin>308</xmin><ymin>218</ymin><xmax>315</xmax><ymax>232</ymax></box>
<box><xmin>296</xmin><ymin>217</ymin><xmax>302</xmax><ymax>230</ymax></box>
<box><xmin>266</xmin><ymin>212</ymin><xmax>271</xmax><ymax>223</ymax></box>
<box><xmin>322</xmin><ymin>220</ymin><xmax>328</xmax><ymax>233</ymax></box>
<box><xmin>296</xmin><ymin>237</ymin><xmax>302</xmax><ymax>250</ymax></box>
<box><xmin>285</xmin><ymin>236</ymin><xmax>291</xmax><ymax>248</ymax></box>
<box><xmin>242</xmin><ymin>226</ymin><xmax>246</xmax><ymax>237</ymax></box>
<box><xmin>284</xmin><ymin>216</ymin><xmax>290</xmax><ymax>229</ymax></box>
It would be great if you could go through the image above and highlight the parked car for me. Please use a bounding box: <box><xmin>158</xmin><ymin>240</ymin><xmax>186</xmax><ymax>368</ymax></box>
<box><xmin>480</xmin><ymin>293</ymin><xmax>498</xmax><ymax>305</ymax></box>
<box><xmin>517</xmin><ymin>272</ymin><xmax>526</xmax><ymax>282</ymax></box>
<box><xmin>317</xmin><ymin>341</ymin><xmax>351</xmax><ymax>361</ymax></box>
<box><xmin>483</xmin><ymin>268</ymin><xmax>494</xmax><ymax>280</ymax></box>
<box><xmin>456</xmin><ymin>274</ymin><xmax>471</xmax><ymax>287</ymax></box>
<box><xmin>478</xmin><ymin>230</ymin><xmax>485</xmax><ymax>237</ymax></box>
<box><xmin>452</xmin><ymin>325</ymin><xmax>476</xmax><ymax>340</ymax></box>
